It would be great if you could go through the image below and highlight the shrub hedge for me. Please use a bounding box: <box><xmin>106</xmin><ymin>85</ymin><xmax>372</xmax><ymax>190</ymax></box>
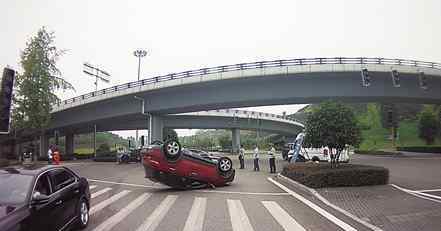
<box><xmin>396</xmin><ymin>146</ymin><xmax>441</xmax><ymax>153</ymax></box>
<box><xmin>281</xmin><ymin>162</ymin><xmax>389</xmax><ymax>188</ymax></box>
<box><xmin>354</xmin><ymin>150</ymin><xmax>401</xmax><ymax>155</ymax></box>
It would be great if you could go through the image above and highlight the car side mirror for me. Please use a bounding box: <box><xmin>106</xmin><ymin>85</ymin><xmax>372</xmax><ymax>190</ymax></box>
<box><xmin>31</xmin><ymin>191</ymin><xmax>50</xmax><ymax>205</ymax></box>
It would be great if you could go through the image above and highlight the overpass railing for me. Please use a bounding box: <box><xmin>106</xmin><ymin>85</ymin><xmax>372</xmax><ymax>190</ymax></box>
<box><xmin>56</xmin><ymin>57</ymin><xmax>441</xmax><ymax>107</ymax></box>
<box><xmin>177</xmin><ymin>109</ymin><xmax>304</xmax><ymax>127</ymax></box>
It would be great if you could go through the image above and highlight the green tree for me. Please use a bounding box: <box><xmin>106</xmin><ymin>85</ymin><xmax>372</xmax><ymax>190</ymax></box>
<box><xmin>418</xmin><ymin>106</ymin><xmax>439</xmax><ymax>145</ymax></box>
<box><xmin>13</xmin><ymin>27</ymin><xmax>73</xmax><ymax>131</ymax></box>
<box><xmin>218</xmin><ymin>133</ymin><xmax>232</xmax><ymax>149</ymax></box>
<box><xmin>163</xmin><ymin>128</ymin><xmax>178</xmax><ymax>141</ymax></box>
<box><xmin>304</xmin><ymin>101</ymin><xmax>361</xmax><ymax>166</ymax></box>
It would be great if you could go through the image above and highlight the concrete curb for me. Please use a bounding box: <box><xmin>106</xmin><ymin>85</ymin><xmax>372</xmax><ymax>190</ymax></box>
<box><xmin>276</xmin><ymin>173</ymin><xmax>383</xmax><ymax>231</ymax></box>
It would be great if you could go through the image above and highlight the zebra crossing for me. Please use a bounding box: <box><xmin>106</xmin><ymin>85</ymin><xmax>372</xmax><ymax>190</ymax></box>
<box><xmin>86</xmin><ymin>184</ymin><xmax>338</xmax><ymax>231</ymax></box>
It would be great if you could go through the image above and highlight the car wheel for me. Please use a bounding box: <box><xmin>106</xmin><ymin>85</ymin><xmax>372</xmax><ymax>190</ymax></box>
<box><xmin>76</xmin><ymin>198</ymin><xmax>89</xmax><ymax>229</ymax></box>
<box><xmin>163</xmin><ymin>140</ymin><xmax>182</xmax><ymax>161</ymax></box>
<box><xmin>311</xmin><ymin>156</ymin><xmax>320</xmax><ymax>162</ymax></box>
<box><xmin>218</xmin><ymin>157</ymin><xmax>233</xmax><ymax>173</ymax></box>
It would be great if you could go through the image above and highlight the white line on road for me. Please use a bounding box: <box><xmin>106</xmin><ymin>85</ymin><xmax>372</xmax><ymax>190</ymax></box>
<box><xmin>227</xmin><ymin>199</ymin><xmax>254</xmax><ymax>231</ymax></box>
<box><xmin>183</xmin><ymin>197</ymin><xmax>207</xmax><ymax>231</ymax></box>
<box><xmin>262</xmin><ymin>201</ymin><xmax>306</xmax><ymax>231</ymax></box>
<box><xmin>275</xmin><ymin>175</ymin><xmax>383</xmax><ymax>231</ymax></box>
<box><xmin>88</xmin><ymin>178</ymin><xmax>288</xmax><ymax>196</ymax></box>
<box><xmin>135</xmin><ymin>195</ymin><xmax>178</xmax><ymax>231</ymax></box>
<box><xmin>93</xmin><ymin>193</ymin><xmax>151</xmax><ymax>231</ymax></box>
<box><xmin>416</xmin><ymin>188</ymin><xmax>441</xmax><ymax>193</ymax></box>
<box><xmin>91</xmin><ymin>188</ymin><xmax>112</xmax><ymax>199</ymax></box>
<box><xmin>90</xmin><ymin>190</ymin><xmax>131</xmax><ymax>215</ymax></box>
<box><xmin>89</xmin><ymin>185</ymin><xmax>97</xmax><ymax>190</ymax></box>
<box><xmin>391</xmin><ymin>184</ymin><xmax>441</xmax><ymax>204</ymax></box>
<box><xmin>268</xmin><ymin>177</ymin><xmax>357</xmax><ymax>231</ymax></box>
<box><xmin>415</xmin><ymin>191</ymin><xmax>441</xmax><ymax>200</ymax></box>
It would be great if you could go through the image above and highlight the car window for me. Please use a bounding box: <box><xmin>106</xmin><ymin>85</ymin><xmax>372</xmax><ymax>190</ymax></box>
<box><xmin>0</xmin><ymin>174</ymin><xmax>33</xmax><ymax>204</ymax></box>
<box><xmin>35</xmin><ymin>173</ymin><xmax>51</xmax><ymax>196</ymax></box>
<box><xmin>51</xmin><ymin>169</ymin><xmax>76</xmax><ymax>192</ymax></box>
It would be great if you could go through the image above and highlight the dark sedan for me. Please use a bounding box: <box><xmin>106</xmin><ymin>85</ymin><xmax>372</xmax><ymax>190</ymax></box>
<box><xmin>0</xmin><ymin>165</ymin><xmax>91</xmax><ymax>231</ymax></box>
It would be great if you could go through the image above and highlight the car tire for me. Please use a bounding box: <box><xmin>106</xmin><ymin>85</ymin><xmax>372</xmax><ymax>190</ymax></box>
<box><xmin>76</xmin><ymin>198</ymin><xmax>89</xmax><ymax>229</ymax></box>
<box><xmin>163</xmin><ymin>140</ymin><xmax>182</xmax><ymax>161</ymax></box>
<box><xmin>311</xmin><ymin>156</ymin><xmax>320</xmax><ymax>162</ymax></box>
<box><xmin>218</xmin><ymin>157</ymin><xmax>233</xmax><ymax>173</ymax></box>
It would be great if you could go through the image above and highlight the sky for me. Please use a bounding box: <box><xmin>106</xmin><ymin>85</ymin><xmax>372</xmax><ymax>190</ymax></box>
<box><xmin>2</xmin><ymin>0</ymin><xmax>441</xmax><ymax>137</ymax></box>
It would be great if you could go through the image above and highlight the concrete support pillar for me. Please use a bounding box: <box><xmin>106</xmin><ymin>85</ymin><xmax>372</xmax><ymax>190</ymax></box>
<box><xmin>232</xmin><ymin>128</ymin><xmax>240</xmax><ymax>154</ymax></box>
<box><xmin>40</xmin><ymin>134</ymin><xmax>49</xmax><ymax>159</ymax></box>
<box><xmin>148</xmin><ymin>114</ymin><xmax>164</xmax><ymax>144</ymax></box>
<box><xmin>65</xmin><ymin>133</ymin><xmax>74</xmax><ymax>156</ymax></box>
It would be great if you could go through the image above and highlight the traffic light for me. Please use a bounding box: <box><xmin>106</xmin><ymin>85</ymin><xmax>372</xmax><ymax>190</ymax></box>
<box><xmin>0</xmin><ymin>68</ymin><xmax>15</xmax><ymax>134</ymax></box>
<box><xmin>361</xmin><ymin>68</ymin><xmax>370</xmax><ymax>87</ymax></box>
<box><xmin>140</xmin><ymin>135</ymin><xmax>145</xmax><ymax>147</ymax></box>
<box><xmin>418</xmin><ymin>72</ymin><xmax>428</xmax><ymax>90</ymax></box>
<box><xmin>391</xmin><ymin>70</ymin><xmax>400</xmax><ymax>87</ymax></box>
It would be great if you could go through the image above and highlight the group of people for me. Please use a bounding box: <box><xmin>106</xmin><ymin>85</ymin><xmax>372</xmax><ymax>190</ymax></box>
<box><xmin>47</xmin><ymin>145</ymin><xmax>61</xmax><ymax>165</ymax></box>
<box><xmin>237</xmin><ymin>144</ymin><xmax>277</xmax><ymax>173</ymax></box>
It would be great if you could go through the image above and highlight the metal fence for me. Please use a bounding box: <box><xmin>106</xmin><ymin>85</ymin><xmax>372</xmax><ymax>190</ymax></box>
<box><xmin>56</xmin><ymin>57</ymin><xmax>441</xmax><ymax>107</ymax></box>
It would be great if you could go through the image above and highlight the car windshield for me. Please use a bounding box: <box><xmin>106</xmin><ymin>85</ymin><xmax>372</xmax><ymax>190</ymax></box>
<box><xmin>0</xmin><ymin>174</ymin><xmax>33</xmax><ymax>204</ymax></box>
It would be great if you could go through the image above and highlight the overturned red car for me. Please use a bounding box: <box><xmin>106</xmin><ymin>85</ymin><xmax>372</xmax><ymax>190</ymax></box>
<box><xmin>142</xmin><ymin>140</ymin><xmax>235</xmax><ymax>189</ymax></box>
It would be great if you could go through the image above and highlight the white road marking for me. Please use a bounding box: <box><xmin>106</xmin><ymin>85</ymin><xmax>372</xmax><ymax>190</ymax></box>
<box><xmin>391</xmin><ymin>184</ymin><xmax>441</xmax><ymax>204</ymax></box>
<box><xmin>88</xmin><ymin>179</ymin><xmax>165</xmax><ymax>189</ymax></box>
<box><xmin>88</xmin><ymin>178</ymin><xmax>288</xmax><ymax>196</ymax></box>
<box><xmin>275</xmin><ymin>175</ymin><xmax>383</xmax><ymax>231</ymax></box>
<box><xmin>417</xmin><ymin>188</ymin><xmax>441</xmax><ymax>193</ymax></box>
<box><xmin>93</xmin><ymin>193</ymin><xmax>151</xmax><ymax>231</ymax></box>
<box><xmin>183</xmin><ymin>197</ymin><xmax>207</xmax><ymax>231</ymax></box>
<box><xmin>91</xmin><ymin>188</ymin><xmax>112</xmax><ymax>199</ymax></box>
<box><xmin>89</xmin><ymin>185</ymin><xmax>97</xmax><ymax>190</ymax></box>
<box><xmin>90</xmin><ymin>190</ymin><xmax>131</xmax><ymax>215</ymax></box>
<box><xmin>262</xmin><ymin>201</ymin><xmax>306</xmax><ymax>231</ymax></box>
<box><xmin>135</xmin><ymin>195</ymin><xmax>178</xmax><ymax>231</ymax></box>
<box><xmin>268</xmin><ymin>177</ymin><xmax>357</xmax><ymax>231</ymax></box>
<box><xmin>227</xmin><ymin>199</ymin><xmax>254</xmax><ymax>231</ymax></box>
<box><xmin>415</xmin><ymin>192</ymin><xmax>441</xmax><ymax>200</ymax></box>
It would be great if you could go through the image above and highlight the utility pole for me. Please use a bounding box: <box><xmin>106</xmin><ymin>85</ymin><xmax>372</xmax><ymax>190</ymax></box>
<box><xmin>83</xmin><ymin>63</ymin><xmax>110</xmax><ymax>91</ymax></box>
<box><xmin>133</xmin><ymin>49</ymin><xmax>148</xmax><ymax>148</ymax></box>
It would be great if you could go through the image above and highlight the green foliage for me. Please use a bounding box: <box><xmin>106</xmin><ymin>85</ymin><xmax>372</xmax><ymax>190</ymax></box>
<box><xmin>96</xmin><ymin>143</ymin><xmax>111</xmax><ymax>154</ymax></box>
<box><xmin>163</xmin><ymin>128</ymin><xmax>178</xmax><ymax>141</ymax></box>
<box><xmin>218</xmin><ymin>133</ymin><xmax>232</xmax><ymax>149</ymax></box>
<box><xmin>418</xmin><ymin>106</ymin><xmax>440</xmax><ymax>145</ymax></box>
<box><xmin>13</xmin><ymin>27</ymin><xmax>74</xmax><ymax>130</ymax></box>
<box><xmin>304</xmin><ymin>101</ymin><xmax>361</xmax><ymax>152</ymax></box>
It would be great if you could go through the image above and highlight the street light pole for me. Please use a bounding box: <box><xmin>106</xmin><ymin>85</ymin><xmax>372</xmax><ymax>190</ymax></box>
<box><xmin>133</xmin><ymin>49</ymin><xmax>148</xmax><ymax>147</ymax></box>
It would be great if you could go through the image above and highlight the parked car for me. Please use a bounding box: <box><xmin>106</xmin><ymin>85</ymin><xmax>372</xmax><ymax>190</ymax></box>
<box><xmin>142</xmin><ymin>140</ymin><xmax>235</xmax><ymax>189</ymax></box>
<box><xmin>0</xmin><ymin>165</ymin><xmax>91</xmax><ymax>231</ymax></box>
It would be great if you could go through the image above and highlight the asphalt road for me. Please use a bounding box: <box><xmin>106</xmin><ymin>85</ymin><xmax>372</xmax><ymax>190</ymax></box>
<box><xmin>351</xmin><ymin>153</ymin><xmax>441</xmax><ymax>191</ymax></box>
<box><xmin>68</xmin><ymin>158</ymin><xmax>369</xmax><ymax>231</ymax></box>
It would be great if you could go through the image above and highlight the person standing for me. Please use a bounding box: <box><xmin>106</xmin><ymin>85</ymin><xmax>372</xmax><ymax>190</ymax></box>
<box><xmin>268</xmin><ymin>144</ymin><xmax>276</xmax><ymax>173</ymax></box>
<box><xmin>253</xmin><ymin>145</ymin><xmax>260</xmax><ymax>171</ymax></box>
<box><xmin>47</xmin><ymin>145</ymin><xmax>53</xmax><ymax>165</ymax></box>
<box><xmin>238</xmin><ymin>145</ymin><xmax>245</xmax><ymax>169</ymax></box>
<box><xmin>53</xmin><ymin>147</ymin><xmax>60</xmax><ymax>165</ymax></box>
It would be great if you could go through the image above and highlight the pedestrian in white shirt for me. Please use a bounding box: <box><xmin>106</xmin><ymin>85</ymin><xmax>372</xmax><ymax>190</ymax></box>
<box><xmin>268</xmin><ymin>145</ymin><xmax>276</xmax><ymax>173</ymax></box>
<box><xmin>47</xmin><ymin>145</ymin><xmax>53</xmax><ymax>165</ymax></box>
<box><xmin>253</xmin><ymin>145</ymin><xmax>260</xmax><ymax>171</ymax></box>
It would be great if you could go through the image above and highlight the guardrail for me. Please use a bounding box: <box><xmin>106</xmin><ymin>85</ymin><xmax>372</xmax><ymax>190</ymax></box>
<box><xmin>56</xmin><ymin>57</ymin><xmax>441</xmax><ymax>107</ymax></box>
<box><xmin>178</xmin><ymin>109</ymin><xmax>304</xmax><ymax>127</ymax></box>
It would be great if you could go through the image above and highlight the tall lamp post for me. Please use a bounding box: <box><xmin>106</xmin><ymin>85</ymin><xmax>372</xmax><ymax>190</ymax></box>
<box><xmin>133</xmin><ymin>49</ymin><xmax>148</xmax><ymax>147</ymax></box>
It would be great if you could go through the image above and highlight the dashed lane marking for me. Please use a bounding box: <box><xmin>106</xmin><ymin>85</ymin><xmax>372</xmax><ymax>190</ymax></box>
<box><xmin>91</xmin><ymin>188</ymin><xmax>112</xmax><ymax>199</ymax></box>
<box><xmin>135</xmin><ymin>195</ymin><xmax>178</xmax><ymax>231</ymax></box>
<box><xmin>90</xmin><ymin>190</ymin><xmax>131</xmax><ymax>215</ymax></box>
<box><xmin>183</xmin><ymin>197</ymin><xmax>207</xmax><ymax>231</ymax></box>
<box><xmin>227</xmin><ymin>199</ymin><xmax>255</xmax><ymax>231</ymax></box>
<box><xmin>93</xmin><ymin>193</ymin><xmax>151</xmax><ymax>231</ymax></box>
<box><xmin>268</xmin><ymin>177</ymin><xmax>357</xmax><ymax>231</ymax></box>
<box><xmin>262</xmin><ymin>201</ymin><xmax>306</xmax><ymax>231</ymax></box>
